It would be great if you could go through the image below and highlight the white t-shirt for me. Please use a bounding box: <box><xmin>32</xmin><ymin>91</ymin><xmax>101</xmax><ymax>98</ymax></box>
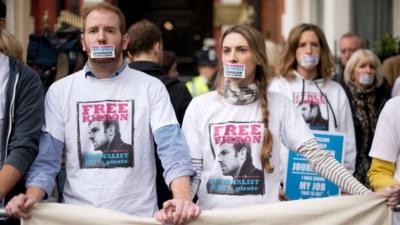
<box><xmin>391</xmin><ymin>76</ymin><xmax>400</xmax><ymax>97</ymax></box>
<box><xmin>182</xmin><ymin>91</ymin><xmax>313</xmax><ymax>209</ymax></box>
<box><xmin>0</xmin><ymin>53</ymin><xmax>9</xmax><ymax>165</ymax></box>
<box><xmin>44</xmin><ymin>66</ymin><xmax>177</xmax><ymax>217</ymax></box>
<box><xmin>369</xmin><ymin>96</ymin><xmax>400</xmax><ymax>179</ymax></box>
<box><xmin>368</xmin><ymin>96</ymin><xmax>400</xmax><ymax>225</ymax></box>
<box><xmin>268</xmin><ymin>72</ymin><xmax>356</xmax><ymax>173</ymax></box>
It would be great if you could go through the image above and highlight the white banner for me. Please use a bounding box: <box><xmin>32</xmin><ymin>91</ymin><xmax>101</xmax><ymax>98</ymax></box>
<box><xmin>22</xmin><ymin>195</ymin><xmax>391</xmax><ymax>225</ymax></box>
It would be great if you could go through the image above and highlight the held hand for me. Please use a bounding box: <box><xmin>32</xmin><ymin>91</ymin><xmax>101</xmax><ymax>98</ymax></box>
<box><xmin>5</xmin><ymin>193</ymin><xmax>39</xmax><ymax>219</ymax></box>
<box><xmin>375</xmin><ymin>185</ymin><xmax>400</xmax><ymax>209</ymax></box>
<box><xmin>154</xmin><ymin>199</ymin><xmax>201</xmax><ymax>225</ymax></box>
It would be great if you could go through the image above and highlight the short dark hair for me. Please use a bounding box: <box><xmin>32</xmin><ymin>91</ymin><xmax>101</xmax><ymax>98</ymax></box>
<box><xmin>233</xmin><ymin>143</ymin><xmax>252</xmax><ymax>159</ymax></box>
<box><xmin>126</xmin><ymin>19</ymin><xmax>162</xmax><ymax>56</ymax></box>
<box><xmin>0</xmin><ymin>0</ymin><xmax>6</xmax><ymax>19</ymax></box>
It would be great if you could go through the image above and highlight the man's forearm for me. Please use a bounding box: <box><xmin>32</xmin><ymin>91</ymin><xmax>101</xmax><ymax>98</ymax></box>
<box><xmin>170</xmin><ymin>176</ymin><xmax>192</xmax><ymax>201</ymax></box>
<box><xmin>0</xmin><ymin>165</ymin><xmax>22</xmax><ymax>198</ymax></box>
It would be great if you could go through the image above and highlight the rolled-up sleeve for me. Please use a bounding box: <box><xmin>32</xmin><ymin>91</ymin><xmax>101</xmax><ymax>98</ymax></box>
<box><xmin>154</xmin><ymin>124</ymin><xmax>195</xmax><ymax>187</ymax></box>
<box><xmin>25</xmin><ymin>132</ymin><xmax>63</xmax><ymax>197</ymax></box>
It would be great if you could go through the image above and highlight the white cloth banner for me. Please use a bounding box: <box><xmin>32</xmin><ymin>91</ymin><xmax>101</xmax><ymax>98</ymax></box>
<box><xmin>22</xmin><ymin>195</ymin><xmax>392</xmax><ymax>225</ymax></box>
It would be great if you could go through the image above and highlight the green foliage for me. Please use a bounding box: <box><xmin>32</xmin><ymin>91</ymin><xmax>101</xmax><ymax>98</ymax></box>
<box><xmin>373</xmin><ymin>33</ymin><xmax>399</xmax><ymax>61</ymax></box>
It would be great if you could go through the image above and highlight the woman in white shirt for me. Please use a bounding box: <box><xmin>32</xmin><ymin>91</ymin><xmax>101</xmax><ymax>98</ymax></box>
<box><xmin>177</xmin><ymin>24</ymin><xmax>400</xmax><ymax>211</ymax></box>
<box><xmin>268</xmin><ymin>24</ymin><xmax>357</xmax><ymax>197</ymax></box>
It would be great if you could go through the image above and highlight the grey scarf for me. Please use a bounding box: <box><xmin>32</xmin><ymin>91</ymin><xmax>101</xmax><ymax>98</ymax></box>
<box><xmin>219</xmin><ymin>80</ymin><xmax>259</xmax><ymax>105</ymax></box>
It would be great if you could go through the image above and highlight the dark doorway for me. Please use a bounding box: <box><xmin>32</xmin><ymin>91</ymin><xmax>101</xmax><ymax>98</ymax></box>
<box><xmin>118</xmin><ymin>0</ymin><xmax>213</xmax><ymax>76</ymax></box>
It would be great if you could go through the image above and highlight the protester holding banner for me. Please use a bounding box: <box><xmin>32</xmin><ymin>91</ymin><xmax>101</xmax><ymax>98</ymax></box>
<box><xmin>173</xmin><ymin>24</ymin><xmax>400</xmax><ymax>213</ymax></box>
<box><xmin>368</xmin><ymin>96</ymin><xmax>400</xmax><ymax>225</ymax></box>
<box><xmin>0</xmin><ymin>1</ymin><xmax>44</xmax><ymax>225</ymax></box>
<box><xmin>341</xmin><ymin>49</ymin><xmax>390</xmax><ymax>187</ymax></box>
<box><xmin>268</xmin><ymin>23</ymin><xmax>356</xmax><ymax>198</ymax></box>
<box><xmin>5</xmin><ymin>3</ymin><xmax>200</xmax><ymax>225</ymax></box>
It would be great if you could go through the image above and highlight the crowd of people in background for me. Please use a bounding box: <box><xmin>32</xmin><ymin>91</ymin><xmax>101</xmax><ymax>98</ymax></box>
<box><xmin>0</xmin><ymin>1</ymin><xmax>400</xmax><ymax>225</ymax></box>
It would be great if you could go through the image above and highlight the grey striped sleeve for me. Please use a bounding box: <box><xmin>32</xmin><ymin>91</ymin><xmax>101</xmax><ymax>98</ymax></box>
<box><xmin>297</xmin><ymin>138</ymin><xmax>371</xmax><ymax>195</ymax></box>
<box><xmin>190</xmin><ymin>158</ymin><xmax>203</xmax><ymax>199</ymax></box>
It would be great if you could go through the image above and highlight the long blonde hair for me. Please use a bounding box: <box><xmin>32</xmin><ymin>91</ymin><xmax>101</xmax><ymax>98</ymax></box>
<box><xmin>277</xmin><ymin>23</ymin><xmax>335</xmax><ymax>80</ymax></box>
<box><xmin>216</xmin><ymin>24</ymin><xmax>274</xmax><ymax>173</ymax></box>
<box><xmin>344</xmin><ymin>49</ymin><xmax>384</xmax><ymax>88</ymax></box>
<box><xmin>0</xmin><ymin>30</ymin><xmax>23</xmax><ymax>61</ymax></box>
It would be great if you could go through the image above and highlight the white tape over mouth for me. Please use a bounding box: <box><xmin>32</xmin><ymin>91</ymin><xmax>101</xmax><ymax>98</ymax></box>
<box><xmin>300</xmin><ymin>55</ymin><xmax>319</xmax><ymax>66</ymax></box>
<box><xmin>90</xmin><ymin>44</ymin><xmax>115</xmax><ymax>58</ymax></box>
<box><xmin>359</xmin><ymin>73</ymin><xmax>374</xmax><ymax>85</ymax></box>
<box><xmin>224</xmin><ymin>63</ymin><xmax>246</xmax><ymax>78</ymax></box>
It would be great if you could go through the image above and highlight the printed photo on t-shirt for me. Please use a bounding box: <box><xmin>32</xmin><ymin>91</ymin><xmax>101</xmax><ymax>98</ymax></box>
<box><xmin>77</xmin><ymin>100</ymin><xmax>134</xmax><ymax>169</ymax></box>
<box><xmin>207</xmin><ymin>121</ymin><xmax>265</xmax><ymax>195</ymax></box>
<box><xmin>293</xmin><ymin>92</ymin><xmax>329</xmax><ymax>131</ymax></box>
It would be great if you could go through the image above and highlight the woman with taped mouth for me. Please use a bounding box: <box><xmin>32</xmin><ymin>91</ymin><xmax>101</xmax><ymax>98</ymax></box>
<box><xmin>268</xmin><ymin>23</ymin><xmax>357</xmax><ymax>198</ymax></box>
<box><xmin>168</xmin><ymin>24</ymin><xmax>400</xmax><ymax>212</ymax></box>
<box><xmin>341</xmin><ymin>49</ymin><xmax>390</xmax><ymax>187</ymax></box>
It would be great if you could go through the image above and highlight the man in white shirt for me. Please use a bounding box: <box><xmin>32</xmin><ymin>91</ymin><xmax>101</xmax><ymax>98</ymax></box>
<box><xmin>5</xmin><ymin>3</ymin><xmax>200</xmax><ymax>225</ymax></box>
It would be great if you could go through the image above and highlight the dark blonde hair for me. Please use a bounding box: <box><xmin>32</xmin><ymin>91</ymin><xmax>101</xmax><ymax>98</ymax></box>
<box><xmin>217</xmin><ymin>24</ymin><xmax>274</xmax><ymax>173</ymax></box>
<box><xmin>0</xmin><ymin>30</ymin><xmax>23</xmax><ymax>61</ymax></box>
<box><xmin>277</xmin><ymin>23</ymin><xmax>334</xmax><ymax>80</ymax></box>
<box><xmin>82</xmin><ymin>2</ymin><xmax>126</xmax><ymax>34</ymax></box>
<box><xmin>344</xmin><ymin>49</ymin><xmax>384</xmax><ymax>88</ymax></box>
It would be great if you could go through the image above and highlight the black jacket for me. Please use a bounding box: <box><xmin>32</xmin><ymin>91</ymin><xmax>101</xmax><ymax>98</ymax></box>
<box><xmin>128</xmin><ymin>61</ymin><xmax>192</xmax><ymax>124</ymax></box>
<box><xmin>342</xmin><ymin>79</ymin><xmax>390</xmax><ymax>185</ymax></box>
<box><xmin>342</xmin><ymin>79</ymin><xmax>391</xmax><ymax>146</ymax></box>
<box><xmin>1</xmin><ymin>57</ymin><xmax>44</xmax><ymax>224</ymax></box>
<box><xmin>128</xmin><ymin>61</ymin><xmax>192</xmax><ymax>208</ymax></box>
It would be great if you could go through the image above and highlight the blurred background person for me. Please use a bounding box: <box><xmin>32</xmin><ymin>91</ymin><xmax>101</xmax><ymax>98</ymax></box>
<box><xmin>333</xmin><ymin>33</ymin><xmax>364</xmax><ymax>85</ymax></box>
<box><xmin>162</xmin><ymin>50</ymin><xmax>179</xmax><ymax>78</ymax></box>
<box><xmin>392</xmin><ymin>76</ymin><xmax>400</xmax><ymax>97</ymax></box>
<box><xmin>0</xmin><ymin>0</ymin><xmax>4</xmax><ymax>30</ymax></box>
<box><xmin>127</xmin><ymin>19</ymin><xmax>191</xmax><ymax>125</ymax></box>
<box><xmin>382</xmin><ymin>55</ymin><xmax>400</xmax><ymax>94</ymax></box>
<box><xmin>126</xmin><ymin>19</ymin><xmax>192</xmax><ymax>210</ymax></box>
<box><xmin>0</xmin><ymin>29</ymin><xmax>23</xmax><ymax>62</ymax></box>
<box><xmin>342</xmin><ymin>49</ymin><xmax>390</xmax><ymax>187</ymax></box>
<box><xmin>185</xmin><ymin>44</ymin><xmax>218</xmax><ymax>97</ymax></box>
<box><xmin>265</xmin><ymin>40</ymin><xmax>282</xmax><ymax>78</ymax></box>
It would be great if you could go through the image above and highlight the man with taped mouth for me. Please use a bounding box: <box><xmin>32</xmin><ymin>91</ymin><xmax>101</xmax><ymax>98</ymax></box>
<box><xmin>5</xmin><ymin>2</ymin><xmax>200</xmax><ymax>224</ymax></box>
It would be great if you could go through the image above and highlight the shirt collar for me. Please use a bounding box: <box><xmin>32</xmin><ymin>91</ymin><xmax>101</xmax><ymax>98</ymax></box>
<box><xmin>84</xmin><ymin>63</ymin><xmax>128</xmax><ymax>78</ymax></box>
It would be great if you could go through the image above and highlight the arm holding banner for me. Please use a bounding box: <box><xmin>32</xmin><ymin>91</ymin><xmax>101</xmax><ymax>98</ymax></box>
<box><xmin>298</xmin><ymin>138</ymin><xmax>370</xmax><ymax>195</ymax></box>
<box><xmin>5</xmin><ymin>187</ymin><xmax>45</xmax><ymax>219</ymax></box>
<box><xmin>280</xmin><ymin>96</ymin><xmax>366</xmax><ymax>196</ymax></box>
<box><xmin>153</xmin><ymin>125</ymin><xmax>201</xmax><ymax>225</ymax></box>
<box><xmin>279</xmin><ymin>95</ymin><xmax>400</xmax><ymax>207</ymax></box>
<box><xmin>298</xmin><ymin>138</ymin><xmax>400</xmax><ymax>208</ymax></box>
<box><xmin>5</xmin><ymin>132</ymin><xmax>63</xmax><ymax>219</ymax></box>
<box><xmin>154</xmin><ymin>176</ymin><xmax>201</xmax><ymax>225</ymax></box>
<box><xmin>368</xmin><ymin>158</ymin><xmax>399</xmax><ymax>191</ymax></box>
<box><xmin>368</xmin><ymin>97</ymin><xmax>400</xmax><ymax>209</ymax></box>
